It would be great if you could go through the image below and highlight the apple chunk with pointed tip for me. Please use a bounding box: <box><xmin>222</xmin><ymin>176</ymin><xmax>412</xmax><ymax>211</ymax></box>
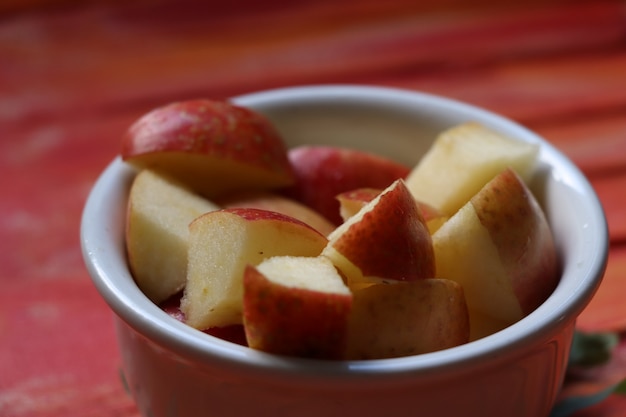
<box><xmin>323</xmin><ymin>179</ymin><xmax>434</xmax><ymax>288</ymax></box>
<box><xmin>181</xmin><ymin>208</ymin><xmax>328</xmax><ymax>330</ymax></box>
<box><xmin>345</xmin><ymin>279</ymin><xmax>469</xmax><ymax>359</ymax></box>
<box><xmin>282</xmin><ymin>146</ymin><xmax>410</xmax><ymax>225</ymax></box>
<box><xmin>336</xmin><ymin>187</ymin><xmax>447</xmax><ymax>234</ymax></box>
<box><xmin>126</xmin><ymin>169</ymin><xmax>219</xmax><ymax>303</ymax></box>
<box><xmin>432</xmin><ymin>168</ymin><xmax>559</xmax><ymax>340</ymax></box>
<box><xmin>405</xmin><ymin>122</ymin><xmax>539</xmax><ymax>216</ymax></box>
<box><xmin>121</xmin><ymin>99</ymin><xmax>295</xmax><ymax>198</ymax></box>
<box><xmin>243</xmin><ymin>256</ymin><xmax>351</xmax><ymax>359</ymax></box>
<box><xmin>215</xmin><ymin>190</ymin><xmax>335</xmax><ymax>236</ymax></box>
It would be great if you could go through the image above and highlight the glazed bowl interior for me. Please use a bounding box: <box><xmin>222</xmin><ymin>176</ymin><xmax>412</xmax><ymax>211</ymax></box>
<box><xmin>81</xmin><ymin>85</ymin><xmax>608</xmax><ymax>378</ymax></box>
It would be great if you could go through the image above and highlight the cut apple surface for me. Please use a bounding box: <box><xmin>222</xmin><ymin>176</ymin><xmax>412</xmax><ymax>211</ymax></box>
<box><xmin>405</xmin><ymin>122</ymin><xmax>539</xmax><ymax>216</ymax></box>
<box><xmin>282</xmin><ymin>146</ymin><xmax>410</xmax><ymax>225</ymax></box>
<box><xmin>323</xmin><ymin>179</ymin><xmax>434</xmax><ymax>288</ymax></box>
<box><xmin>121</xmin><ymin>99</ymin><xmax>295</xmax><ymax>198</ymax></box>
<box><xmin>215</xmin><ymin>190</ymin><xmax>335</xmax><ymax>236</ymax></box>
<box><xmin>125</xmin><ymin>169</ymin><xmax>219</xmax><ymax>303</ymax></box>
<box><xmin>432</xmin><ymin>168</ymin><xmax>559</xmax><ymax>340</ymax></box>
<box><xmin>345</xmin><ymin>279</ymin><xmax>469</xmax><ymax>359</ymax></box>
<box><xmin>243</xmin><ymin>256</ymin><xmax>352</xmax><ymax>359</ymax></box>
<box><xmin>181</xmin><ymin>208</ymin><xmax>328</xmax><ymax>330</ymax></box>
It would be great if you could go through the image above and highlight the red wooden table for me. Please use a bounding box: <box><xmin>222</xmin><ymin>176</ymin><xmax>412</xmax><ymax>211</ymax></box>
<box><xmin>2</xmin><ymin>1</ymin><xmax>626</xmax><ymax>416</ymax></box>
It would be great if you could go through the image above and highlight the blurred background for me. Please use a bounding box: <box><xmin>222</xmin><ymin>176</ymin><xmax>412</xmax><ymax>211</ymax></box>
<box><xmin>1</xmin><ymin>1</ymin><xmax>625</xmax><ymax>416</ymax></box>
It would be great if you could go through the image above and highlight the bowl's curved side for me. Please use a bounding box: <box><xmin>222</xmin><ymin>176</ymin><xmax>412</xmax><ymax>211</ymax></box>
<box><xmin>80</xmin><ymin>85</ymin><xmax>609</xmax><ymax>417</ymax></box>
<box><xmin>113</xmin><ymin>314</ymin><xmax>576</xmax><ymax>417</ymax></box>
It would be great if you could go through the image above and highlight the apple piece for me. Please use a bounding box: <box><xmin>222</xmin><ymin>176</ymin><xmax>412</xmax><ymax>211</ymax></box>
<box><xmin>322</xmin><ymin>179</ymin><xmax>435</xmax><ymax>288</ymax></box>
<box><xmin>336</xmin><ymin>187</ymin><xmax>447</xmax><ymax>234</ymax></box>
<box><xmin>215</xmin><ymin>190</ymin><xmax>335</xmax><ymax>236</ymax></box>
<box><xmin>432</xmin><ymin>168</ymin><xmax>559</xmax><ymax>339</ymax></box>
<box><xmin>243</xmin><ymin>256</ymin><xmax>352</xmax><ymax>359</ymax></box>
<box><xmin>160</xmin><ymin>291</ymin><xmax>186</xmax><ymax>322</ymax></box>
<box><xmin>160</xmin><ymin>292</ymin><xmax>248</xmax><ymax>345</ymax></box>
<box><xmin>405</xmin><ymin>122</ymin><xmax>539</xmax><ymax>216</ymax></box>
<box><xmin>345</xmin><ymin>279</ymin><xmax>469</xmax><ymax>359</ymax></box>
<box><xmin>468</xmin><ymin>310</ymin><xmax>512</xmax><ymax>342</ymax></box>
<box><xmin>336</xmin><ymin>188</ymin><xmax>383</xmax><ymax>222</ymax></box>
<box><xmin>121</xmin><ymin>99</ymin><xmax>295</xmax><ymax>198</ymax></box>
<box><xmin>181</xmin><ymin>208</ymin><xmax>328</xmax><ymax>330</ymax></box>
<box><xmin>282</xmin><ymin>146</ymin><xmax>410</xmax><ymax>225</ymax></box>
<box><xmin>125</xmin><ymin>169</ymin><xmax>219</xmax><ymax>303</ymax></box>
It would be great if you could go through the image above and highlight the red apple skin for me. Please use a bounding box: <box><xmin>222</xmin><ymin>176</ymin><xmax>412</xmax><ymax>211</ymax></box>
<box><xmin>122</xmin><ymin>99</ymin><xmax>288</xmax><ymax>167</ymax></box>
<box><xmin>121</xmin><ymin>99</ymin><xmax>295</xmax><ymax>196</ymax></box>
<box><xmin>327</xmin><ymin>180</ymin><xmax>435</xmax><ymax>282</ymax></box>
<box><xmin>471</xmin><ymin>168</ymin><xmax>560</xmax><ymax>315</ymax></box>
<box><xmin>215</xmin><ymin>190</ymin><xmax>336</xmax><ymax>236</ymax></box>
<box><xmin>337</xmin><ymin>187</ymin><xmax>442</xmax><ymax>223</ymax></box>
<box><xmin>242</xmin><ymin>265</ymin><xmax>351</xmax><ymax>360</ymax></box>
<box><xmin>281</xmin><ymin>146</ymin><xmax>410</xmax><ymax>225</ymax></box>
<box><xmin>223</xmin><ymin>207</ymin><xmax>324</xmax><ymax>232</ymax></box>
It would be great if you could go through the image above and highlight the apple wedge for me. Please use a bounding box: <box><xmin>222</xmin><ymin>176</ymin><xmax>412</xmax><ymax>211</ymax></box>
<box><xmin>121</xmin><ymin>99</ymin><xmax>295</xmax><ymax>198</ymax></box>
<box><xmin>405</xmin><ymin>122</ymin><xmax>539</xmax><ymax>216</ymax></box>
<box><xmin>336</xmin><ymin>187</ymin><xmax>447</xmax><ymax>234</ymax></box>
<box><xmin>215</xmin><ymin>190</ymin><xmax>335</xmax><ymax>236</ymax></box>
<box><xmin>282</xmin><ymin>145</ymin><xmax>410</xmax><ymax>225</ymax></box>
<box><xmin>432</xmin><ymin>168</ymin><xmax>559</xmax><ymax>340</ymax></box>
<box><xmin>322</xmin><ymin>179</ymin><xmax>434</xmax><ymax>288</ymax></box>
<box><xmin>243</xmin><ymin>256</ymin><xmax>352</xmax><ymax>359</ymax></box>
<box><xmin>181</xmin><ymin>208</ymin><xmax>328</xmax><ymax>330</ymax></box>
<box><xmin>345</xmin><ymin>279</ymin><xmax>469</xmax><ymax>359</ymax></box>
<box><xmin>125</xmin><ymin>169</ymin><xmax>219</xmax><ymax>303</ymax></box>
<box><xmin>335</xmin><ymin>188</ymin><xmax>383</xmax><ymax>222</ymax></box>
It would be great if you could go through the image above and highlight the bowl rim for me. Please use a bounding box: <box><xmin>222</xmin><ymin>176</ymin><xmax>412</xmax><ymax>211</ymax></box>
<box><xmin>81</xmin><ymin>84</ymin><xmax>609</xmax><ymax>381</ymax></box>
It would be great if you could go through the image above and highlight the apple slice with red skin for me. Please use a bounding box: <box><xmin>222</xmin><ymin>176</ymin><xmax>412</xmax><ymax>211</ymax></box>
<box><xmin>215</xmin><ymin>190</ymin><xmax>335</xmax><ymax>236</ymax></box>
<box><xmin>281</xmin><ymin>146</ymin><xmax>410</xmax><ymax>225</ymax></box>
<box><xmin>323</xmin><ymin>179</ymin><xmax>435</xmax><ymax>288</ymax></box>
<box><xmin>433</xmin><ymin>168</ymin><xmax>559</xmax><ymax>340</ymax></box>
<box><xmin>121</xmin><ymin>99</ymin><xmax>295</xmax><ymax>198</ymax></box>
<box><xmin>336</xmin><ymin>187</ymin><xmax>446</xmax><ymax>234</ymax></box>
<box><xmin>181</xmin><ymin>208</ymin><xmax>328</xmax><ymax>330</ymax></box>
<box><xmin>125</xmin><ymin>169</ymin><xmax>219</xmax><ymax>303</ymax></box>
<box><xmin>160</xmin><ymin>292</ymin><xmax>248</xmax><ymax>346</ymax></box>
<box><xmin>243</xmin><ymin>256</ymin><xmax>352</xmax><ymax>359</ymax></box>
<box><xmin>345</xmin><ymin>279</ymin><xmax>469</xmax><ymax>359</ymax></box>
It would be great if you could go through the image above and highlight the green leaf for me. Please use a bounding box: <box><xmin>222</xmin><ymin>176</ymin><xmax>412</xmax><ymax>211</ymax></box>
<box><xmin>568</xmin><ymin>331</ymin><xmax>619</xmax><ymax>367</ymax></box>
<box><xmin>613</xmin><ymin>378</ymin><xmax>626</xmax><ymax>395</ymax></box>
<box><xmin>550</xmin><ymin>383</ymin><xmax>618</xmax><ymax>417</ymax></box>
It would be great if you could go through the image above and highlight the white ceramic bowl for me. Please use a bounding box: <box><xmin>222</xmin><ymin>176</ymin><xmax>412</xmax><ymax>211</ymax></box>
<box><xmin>81</xmin><ymin>85</ymin><xmax>608</xmax><ymax>417</ymax></box>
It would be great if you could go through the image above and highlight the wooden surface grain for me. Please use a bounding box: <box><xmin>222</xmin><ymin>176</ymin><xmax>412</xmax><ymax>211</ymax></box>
<box><xmin>2</xmin><ymin>1</ymin><xmax>626</xmax><ymax>415</ymax></box>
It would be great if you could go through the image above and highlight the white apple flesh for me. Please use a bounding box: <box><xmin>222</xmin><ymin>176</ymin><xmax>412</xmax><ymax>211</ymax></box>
<box><xmin>405</xmin><ymin>122</ymin><xmax>539</xmax><ymax>216</ymax></box>
<box><xmin>181</xmin><ymin>208</ymin><xmax>328</xmax><ymax>330</ymax></box>
<box><xmin>125</xmin><ymin>169</ymin><xmax>219</xmax><ymax>303</ymax></box>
